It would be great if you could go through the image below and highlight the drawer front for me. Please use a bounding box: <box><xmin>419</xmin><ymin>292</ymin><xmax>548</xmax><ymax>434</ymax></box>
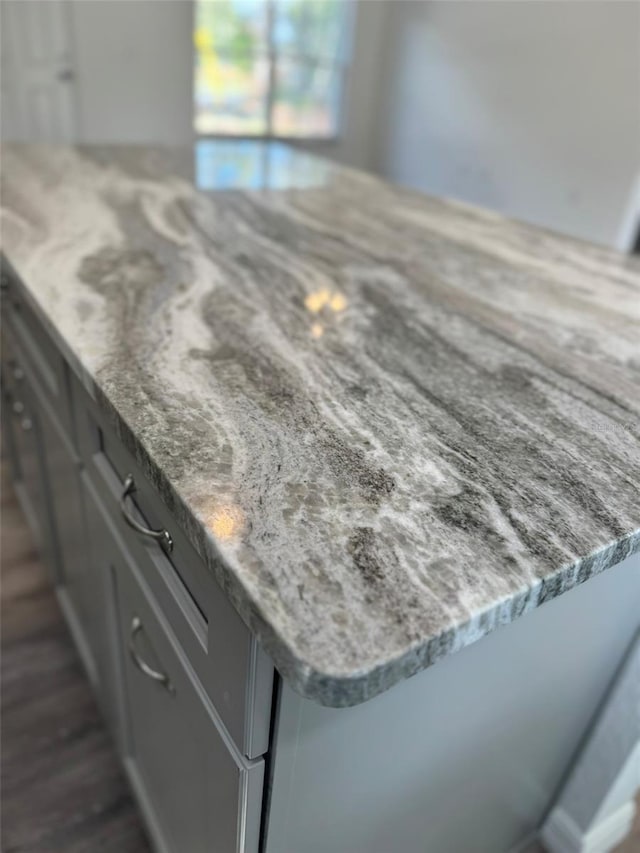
<box><xmin>75</xmin><ymin>383</ymin><xmax>273</xmax><ymax>760</ymax></box>
<box><xmin>1</xmin><ymin>258</ymin><xmax>72</xmax><ymax>438</ymax></box>
<box><xmin>112</xmin><ymin>523</ymin><xmax>264</xmax><ymax>853</ymax></box>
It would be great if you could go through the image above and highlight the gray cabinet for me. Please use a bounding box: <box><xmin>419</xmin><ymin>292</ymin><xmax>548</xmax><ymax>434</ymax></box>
<box><xmin>2</xmin><ymin>305</ymin><xmax>97</xmax><ymax>686</ymax></box>
<box><xmin>264</xmin><ymin>552</ymin><xmax>640</xmax><ymax>853</ymax></box>
<box><xmin>75</xmin><ymin>387</ymin><xmax>274</xmax><ymax>761</ymax></box>
<box><xmin>1</xmin><ymin>332</ymin><xmax>23</xmax><ymax>487</ymax></box>
<box><xmin>38</xmin><ymin>400</ymin><xmax>100</xmax><ymax>684</ymax></box>
<box><xmin>89</xmin><ymin>485</ymin><xmax>264</xmax><ymax>853</ymax></box>
<box><xmin>1</xmin><ymin>335</ymin><xmax>58</xmax><ymax>581</ymax></box>
<box><xmin>1</xmin><ymin>263</ymin><xmax>271</xmax><ymax>853</ymax></box>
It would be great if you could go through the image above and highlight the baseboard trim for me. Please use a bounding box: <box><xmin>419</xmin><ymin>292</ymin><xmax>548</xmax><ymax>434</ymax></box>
<box><xmin>542</xmin><ymin>800</ymin><xmax>636</xmax><ymax>853</ymax></box>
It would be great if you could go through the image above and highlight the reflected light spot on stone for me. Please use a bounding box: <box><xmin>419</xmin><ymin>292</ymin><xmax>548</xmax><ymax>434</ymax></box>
<box><xmin>209</xmin><ymin>506</ymin><xmax>243</xmax><ymax>541</ymax></box>
<box><xmin>329</xmin><ymin>293</ymin><xmax>347</xmax><ymax>312</ymax></box>
<box><xmin>310</xmin><ymin>322</ymin><xmax>324</xmax><ymax>339</ymax></box>
<box><xmin>305</xmin><ymin>289</ymin><xmax>331</xmax><ymax>313</ymax></box>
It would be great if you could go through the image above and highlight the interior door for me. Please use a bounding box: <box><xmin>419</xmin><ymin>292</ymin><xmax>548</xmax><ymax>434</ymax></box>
<box><xmin>1</xmin><ymin>0</ymin><xmax>78</xmax><ymax>141</ymax></box>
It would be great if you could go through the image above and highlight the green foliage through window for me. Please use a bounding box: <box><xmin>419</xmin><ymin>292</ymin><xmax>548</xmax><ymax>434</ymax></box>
<box><xmin>194</xmin><ymin>0</ymin><xmax>351</xmax><ymax>137</ymax></box>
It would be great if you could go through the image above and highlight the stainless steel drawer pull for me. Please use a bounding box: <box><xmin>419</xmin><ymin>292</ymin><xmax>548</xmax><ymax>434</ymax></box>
<box><xmin>129</xmin><ymin>616</ymin><xmax>175</xmax><ymax>694</ymax></box>
<box><xmin>120</xmin><ymin>474</ymin><xmax>173</xmax><ymax>553</ymax></box>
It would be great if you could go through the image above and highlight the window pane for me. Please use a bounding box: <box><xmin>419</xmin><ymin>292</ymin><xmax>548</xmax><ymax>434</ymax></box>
<box><xmin>194</xmin><ymin>0</ymin><xmax>270</xmax><ymax>135</ymax></box>
<box><xmin>272</xmin><ymin>57</ymin><xmax>341</xmax><ymax>137</ymax></box>
<box><xmin>274</xmin><ymin>0</ymin><xmax>351</xmax><ymax>63</ymax></box>
<box><xmin>196</xmin><ymin>0</ymin><xmax>269</xmax><ymax>50</ymax></box>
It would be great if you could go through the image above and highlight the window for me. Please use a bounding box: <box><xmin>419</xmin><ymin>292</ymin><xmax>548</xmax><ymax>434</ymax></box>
<box><xmin>194</xmin><ymin>0</ymin><xmax>353</xmax><ymax>138</ymax></box>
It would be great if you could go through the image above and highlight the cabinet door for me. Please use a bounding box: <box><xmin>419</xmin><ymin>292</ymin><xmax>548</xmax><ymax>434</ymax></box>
<box><xmin>38</xmin><ymin>400</ymin><xmax>100</xmax><ymax>685</ymax></box>
<box><xmin>1</xmin><ymin>371</ymin><xmax>58</xmax><ymax>579</ymax></box>
<box><xmin>0</xmin><ymin>337</ymin><xmax>22</xmax><ymax>485</ymax></box>
<box><xmin>104</xmin><ymin>509</ymin><xmax>264</xmax><ymax>853</ymax></box>
<box><xmin>79</xmin><ymin>478</ymin><xmax>127</xmax><ymax>744</ymax></box>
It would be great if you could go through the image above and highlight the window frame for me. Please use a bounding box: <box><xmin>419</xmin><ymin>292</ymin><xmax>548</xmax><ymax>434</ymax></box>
<box><xmin>194</xmin><ymin>0</ymin><xmax>355</xmax><ymax>143</ymax></box>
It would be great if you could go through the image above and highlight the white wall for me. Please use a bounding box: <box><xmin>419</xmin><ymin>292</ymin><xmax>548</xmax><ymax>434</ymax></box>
<box><xmin>70</xmin><ymin>0</ymin><xmax>194</xmax><ymax>145</ymax></box>
<box><xmin>72</xmin><ymin>0</ymin><xmax>388</xmax><ymax>163</ymax></box>
<box><xmin>0</xmin><ymin>0</ymin><xmax>194</xmax><ymax>145</ymax></box>
<box><xmin>542</xmin><ymin>632</ymin><xmax>640</xmax><ymax>852</ymax></box>
<box><xmin>0</xmin><ymin>0</ymin><xmax>386</xmax><ymax>164</ymax></box>
<box><xmin>372</xmin><ymin>0</ymin><xmax>640</xmax><ymax>247</ymax></box>
<box><xmin>297</xmin><ymin>0</ymin><xmax>389</xmax><ymax>170</ymax></box>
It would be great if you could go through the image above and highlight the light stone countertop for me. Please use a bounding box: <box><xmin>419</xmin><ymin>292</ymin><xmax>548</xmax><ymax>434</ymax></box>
<box><xmin>2</xmin><ymin>142</ymin><xmax>639</xmax><ymax>706</ymax></box>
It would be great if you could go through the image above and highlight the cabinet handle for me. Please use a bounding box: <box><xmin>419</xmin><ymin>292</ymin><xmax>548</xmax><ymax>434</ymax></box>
<box><xmin>128</xmin><ymin>616</ymin><xmax>175</xmax><ymax>695</ymax></box>
<box><xmin>21</xmin><ymin>417</ymin><xmax>33</xmax><ymax>432</ymax></box>
<box><xmin>12</xmin><ymin>400</ymin><xmax>24</xmax><ymax>415</ymax></box>
<box><xmin>120</xmin><ymin>474</ymin><xmax>173</xmax><ymax>553</ymax></box>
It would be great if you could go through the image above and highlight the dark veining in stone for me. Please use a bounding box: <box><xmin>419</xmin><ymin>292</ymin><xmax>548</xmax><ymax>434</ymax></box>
<box><xmin>1</xmin><ymin>143</ymin><xmax>639</xmax><ymax>707</ymax></box>
<box><xmin>348</xmin><ymin>527</ymin><xmax>385</xmax><ymax>585</ymax></box>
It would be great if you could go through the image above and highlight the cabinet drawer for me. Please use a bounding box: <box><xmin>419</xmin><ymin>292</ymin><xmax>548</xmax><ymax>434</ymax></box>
<box><xmin>113</xmin><ymin>530</ymin><xmax>264</xmax><ymax>853</ymax></box>
<box><xmin>75</xmin><ymin>384</ymin><xmax>274</xmax><ymax>760</ymax></box>
<box><xmin>1</xmin><ymin>259</ymin><xmax>72</xmax><ymax>437</ymax></box>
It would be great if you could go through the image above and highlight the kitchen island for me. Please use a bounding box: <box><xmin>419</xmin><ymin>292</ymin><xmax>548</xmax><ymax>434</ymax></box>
<box><xmin>1</xmin><ymin>142</ymin><xmax>639</xmax><ymax>853</ymax></box>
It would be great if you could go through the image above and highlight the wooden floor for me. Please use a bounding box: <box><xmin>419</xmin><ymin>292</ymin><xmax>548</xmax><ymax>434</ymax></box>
<box><xmin>1</xmin><ymin>461</ymin><xmax>151</xmax><ymax>853</ymax></box>
<box><xmin>1</xmin><ymin>458</ymin><xmax>638</xmax><ymax>853</ymax></box>
<box><xmin>616</xmin><ymin>810</ymin><xmax>640</xmax><ymax>852</ymax></box>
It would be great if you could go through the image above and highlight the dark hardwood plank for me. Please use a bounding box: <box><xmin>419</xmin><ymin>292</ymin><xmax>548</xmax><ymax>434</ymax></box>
<box><xmin>1</xmin><ymin>461</ymin><xmax>150</xmax><ymax>853</ymax></box>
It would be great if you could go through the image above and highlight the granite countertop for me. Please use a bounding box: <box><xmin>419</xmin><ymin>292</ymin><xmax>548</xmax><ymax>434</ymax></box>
<box><xmin>2</xmin><ymin>143</ymin><xmax>639</xmax><ymax>707</ymax></box>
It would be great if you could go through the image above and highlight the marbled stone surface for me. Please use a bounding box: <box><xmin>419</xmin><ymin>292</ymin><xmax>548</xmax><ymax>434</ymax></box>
<box><xmin>2</xmin><ymin>143</ymin><xmax>639</xmax><ymax>707</ymax></box>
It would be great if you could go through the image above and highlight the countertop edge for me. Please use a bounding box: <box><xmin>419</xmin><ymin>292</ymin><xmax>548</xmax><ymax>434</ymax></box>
<box><xmin>3</xmin><ymin>248</ymin><xmax>639</xmax><ymax>708</ymax></box>
<box><xmin>285</xmin><ymin>530</ymin><xmax>640</xmax><ymax>707</ymax></box>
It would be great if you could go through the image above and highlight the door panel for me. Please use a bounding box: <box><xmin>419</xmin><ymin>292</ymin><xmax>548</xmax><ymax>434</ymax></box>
<box><xmin>38</xmin><ymin>399</ymin><xmax>100</xmax><ymax>685</ymax></box>
<box><xmin>1</xmin><ymin>368</ymin><xmax>58</xmax><ymax>579</ymax></box>
<box><xmin>109</xmin><ymin>515</ymin><xmax>264</xmax><ymax>853</ymax></box>
<box><xmin>79</xmin><ymin>477</ymin><xmax>128</xmax><ymax>745</ymax></box>
<box><xmin>1</xmin><ymin>0</ymin><xmax>77</xmax><ymax>141</ymax></box>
